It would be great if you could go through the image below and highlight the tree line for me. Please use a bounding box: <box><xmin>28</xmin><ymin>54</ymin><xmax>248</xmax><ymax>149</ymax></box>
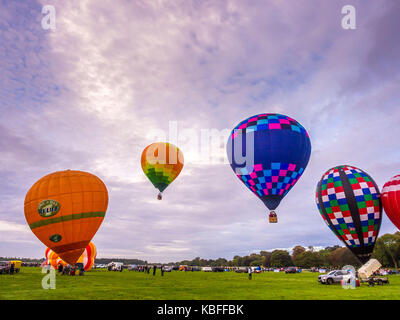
<box><xmin>3</xmin><ymin>232</ymin><xmax>400</xmax><ymax>268</ymax></box>
<box><xmin>174</xmin><ymin>232</ymin><xmax>400</xmax><ymax>269</ymax></box>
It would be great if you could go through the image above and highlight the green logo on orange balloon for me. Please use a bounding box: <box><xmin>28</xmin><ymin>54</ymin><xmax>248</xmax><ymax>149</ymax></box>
<box><xmin>38</xmin><ymin>200</ymin><xmax>60</xmax><ymax>217</ymax></box>
<box><xmin>49</xmin><ymin>234</ymin><xmax>62</xmax><ymax>242</ymax></box>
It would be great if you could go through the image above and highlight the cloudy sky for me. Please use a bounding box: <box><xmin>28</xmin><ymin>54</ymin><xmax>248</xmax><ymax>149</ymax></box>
<box><xmin>0</xmin><ymin>0</ymin><xmax>399</xmax><ymax>263</ymax></box>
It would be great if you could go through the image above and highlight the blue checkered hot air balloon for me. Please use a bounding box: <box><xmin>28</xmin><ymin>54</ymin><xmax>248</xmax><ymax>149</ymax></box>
<box><xmin>227</xmin><ymin>113</ymin><xmax>311</xmax><ymax>223</ymax></box>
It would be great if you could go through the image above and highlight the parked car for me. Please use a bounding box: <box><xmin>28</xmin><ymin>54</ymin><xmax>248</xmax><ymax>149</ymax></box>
<box><xmin>0</xmin><ymin>261</ymin><xmax>10</xmax><ymax>274</ymax></box>
<box><xmin>285</xmin><ymin>266</ymin><xmax>298</xmax><ymax>274</ymax></box>
<box><xmin>191</xmin><ymin>267</ymin><xmax>201</xmax><ymax>271</ymax></box>
<box><xmin>107</xmin><ymin>262</ymin><xmax>123</xmax><ymax>271</ymax></box>
<box><xmin>318</xmin><ymin>270</ymin><xmax>351</xmax><ymax>284</ymax></box>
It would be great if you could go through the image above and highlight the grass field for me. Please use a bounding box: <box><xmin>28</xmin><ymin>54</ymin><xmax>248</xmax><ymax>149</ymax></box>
<box><xmin>1</xmin><ymin>267</ymin><xmax>400</xmax><ymax>300</ymax></box>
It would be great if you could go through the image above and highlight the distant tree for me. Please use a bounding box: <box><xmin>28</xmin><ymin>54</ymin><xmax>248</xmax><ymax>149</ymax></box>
<box><xmin>186</xmin><ymin>257</ymin><xmax>201</xmax><ymax>266</ymax></box>
<box><xmin>293</xmin><ymin>251</ymin><xmax>324</xmax><ymax>268</ymax></box>
<box><xmin>231</xmin><ymin>255</ymin><xmax>241</xmax><ymax>266</ymax></box>
<box><xmin>292</xmin><ymin>246</ymin><xmax>306</xmax><ymax>260</ymax></box>
<box><xmin>260</xmin><ymin>252</ymin><xmax>272</xmax><ymax>267</ymax></box>
<box><xmin>250</xmin><ymin>259</ymin><xmax>262</xmax><ymax>266</ymax></box>
<box><xmin>373</xmin><ymin>233</ymin><xmax>400</xmax><ymax>268</ymax></box>
<box><xmin>316</xmin><ymin>249</ymin><xmax>331</xmax><ymax>267</ymax></box>
<box><xmin>199</xmin><ymin>259</ymin><xmax>207</xmax><ymax>267</ymax></box>
<box><xmin>259</xmin><ymin>251</ymin><xmax>270</xmax><ymax>257</ymax></box>
<box><xmin>324</xmin><ymin>245</ymin><xmax>341</xmax><ymax>252</ymax></box>
<box><xmin>215</xmin><ymin>258</ymin><xmax>228</xmax><ymax>266</ymax></box>
<box><xmin>270</xmin><ymin>250</ymin><xmax>292</xmax><ymax>267</ymax></box>
<box><xmin>242</xmin><ymin>256</ymin><xmax>252</xmax><ymax>266</ymax></box>
<box><xmin>328</xmin><ymin>247</ymin><xmax>360</xmax><ymax>268</ymax></box>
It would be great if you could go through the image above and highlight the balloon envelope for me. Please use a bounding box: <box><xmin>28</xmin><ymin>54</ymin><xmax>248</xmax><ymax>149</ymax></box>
<box><xmin>382</xmin><ymin>175</ymin><xmax>400</xmax><ymax>230</ymax></box>
<box><xmin>141</xmin><ymin>142</ymin><xmax>184</xmax><ymax>195</ymax></box>
<box><xmin>227</xmin><ymin>113</ymin><xmax>311</xmax><ymax>214</ymax></box>
<box><xmin>25</xmin><ymin>170</ymin><xmax>108</xmax><ymax>265</ymax></box>
<box><xmin>45</xmin><ymin>242</ymin><xmax>97</xmax><ymax>271</ymax></box>
<box><xmin>315</xmin><ymin>165</ymin><xmax>382</xmax><ymax>264</ymax></box>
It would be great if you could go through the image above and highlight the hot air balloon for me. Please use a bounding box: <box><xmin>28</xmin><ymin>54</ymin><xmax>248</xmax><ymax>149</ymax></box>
<box><xmin>45</xmin><ymin>247</ymin><xmax>66</xmax><ymax>268</ymax></box>
<box><xmin>45</xmin><ymin>242</ymin><xmax>97</xmax><ymax>271</ymax></box>
<box><xmin>382</xmin><ymin>175</ymin><xmax>400</xmax><ymax>230</ymax></box>
<box><xmin>315</xmin><ymin>165</ymin><xmax>382</xmax><ymax>264</ymax></box>
<box><xmin>24</xmin><ymin>170</ymin><xmax>108</xmax><ymax>265</ymax></box>
<box><xmin>76</xmin><ymin>242</ymin><xmax>97</xmax><ymax>271</ymax></box>
<box><xmin>141</xmin><ymin>142</ymin><xmax>184</xmax><ymax>200</ymax></box>
<box><xmin>226</xmin><ymin>113</ymin><xmax>311</xmax><ymax>223</ymax></box>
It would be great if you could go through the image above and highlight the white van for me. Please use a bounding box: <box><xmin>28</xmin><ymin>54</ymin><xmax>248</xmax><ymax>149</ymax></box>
<box><xmin>107</xmin><ymin>262</ymin><xmax>123</xmax><ymax>271</ymax></box>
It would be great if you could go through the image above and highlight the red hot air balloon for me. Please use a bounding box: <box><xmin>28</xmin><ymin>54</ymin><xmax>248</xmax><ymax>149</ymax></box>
<box><xmin>382</xmin><ymin>175</ymin><xmax>400</xmax><ymax>230</ymax></box>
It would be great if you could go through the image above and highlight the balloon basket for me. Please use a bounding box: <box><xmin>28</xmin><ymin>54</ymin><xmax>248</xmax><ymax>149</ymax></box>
<box><xmin>157</xmin><ymin>193</ymin><xmax>162</xmax><ymax>200</ymax></box>
<box><xmin>269</xmin><ymin>216</ymin><xmax>278</xmax><ymax>223</ymax></box>
<box><xmin>268</xmin><ymin>211</ymin><xmax>278</xmax><ymax>223</ymax></box>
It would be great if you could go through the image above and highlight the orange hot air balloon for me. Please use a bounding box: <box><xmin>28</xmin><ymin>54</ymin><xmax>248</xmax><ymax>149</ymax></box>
<box><xmin>25</xmin><ymin>170</ymin><xmax>108</xmax><ymax>265</ymax></box>
<box><xmin>141</xmin><ymin>142</ymin><xmax>184</xmax><ymax>199</ymax></box>
<box><xmin>45</xmin><ymin>242</ymin><xmax>97</xmax><ymax>271</ymax></box>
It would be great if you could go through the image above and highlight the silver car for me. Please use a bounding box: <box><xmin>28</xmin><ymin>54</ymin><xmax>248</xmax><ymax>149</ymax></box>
<box><xmin>318</xmin><ymin>270</ymin><xmax>351</xmax><ymax>285</ymax></box>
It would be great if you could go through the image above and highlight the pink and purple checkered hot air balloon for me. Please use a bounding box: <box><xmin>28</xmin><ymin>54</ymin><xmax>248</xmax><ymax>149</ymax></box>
<box><xmin>227</xmin><ymin>113</ymin><xmax>311</xmax><ymax>223</ymax></box>
<box><xmin>315</xmin><ymin>165</ymin><xmax>382</xmax><ymax>264</ymax></box>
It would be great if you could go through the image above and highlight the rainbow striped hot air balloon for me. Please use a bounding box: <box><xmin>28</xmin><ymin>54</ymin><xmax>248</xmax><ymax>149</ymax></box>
<box><xmin>25</xmin><ymin>170</ymin><xmax>108</xmax><ymax>265</ymax></box>
<box><xmin>141</xmin><ymin>142</ymin><xmax>184</xmax><ymax>199</ymax></box>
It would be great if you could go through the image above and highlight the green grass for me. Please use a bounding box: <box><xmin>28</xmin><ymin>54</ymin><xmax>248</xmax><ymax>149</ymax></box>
<box><xmin>1</xmin><ymin>267</ymin><xmax>400</xmax><ymax>300</ymax></box>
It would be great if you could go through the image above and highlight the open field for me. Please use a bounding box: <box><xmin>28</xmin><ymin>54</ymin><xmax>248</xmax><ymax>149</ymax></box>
<box><xmin>1</xmin><ymin>267</ymin><xmax>400</xmax><ymax>300</ymax></box>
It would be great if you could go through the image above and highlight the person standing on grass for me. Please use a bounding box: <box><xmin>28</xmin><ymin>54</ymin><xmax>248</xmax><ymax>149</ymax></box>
<box><xmin>153</xmin><ymin>265</ymin><xmax>157</xmax><ymax>276</ymax></box>
<box><xmin>248</xmin><ymin>267</ymin><xmax>252</xmax><ymax>280</ymax></box>
<box><xmin>10</xmin><ymin>263</ymin><xmax>15</xmax><ymax>275</ymax></box>
<box><xmin>161</xmin><ymin>265</ymin><xmax>164</xmax><ymax>277</ymax></box>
